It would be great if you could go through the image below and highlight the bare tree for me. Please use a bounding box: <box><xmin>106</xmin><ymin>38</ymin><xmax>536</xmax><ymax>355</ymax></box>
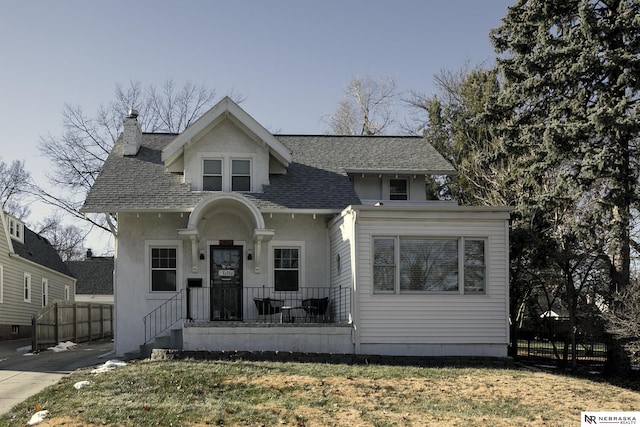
<box><xmin>602</xmin><ymin>279</ymin><xmax>640</xmax><ymax>365</ymax></box>
<box><xmin>326</xmin><ymin>76</ymin><xmax>397</xmax><ymax>135</ymax></box>
<box><xmin>35</xmin><ymin>214</ymin><xmax>87</xmax><ymax>261</ymax></box>
<box><xmin>0</xmin><ymin>159</ymin><xmax>32</xmax><ymax>219</ymax></box>
<box><xmin>37</xmin><ymin>79</ymin><xmax>238</xmax><ymax>233</ymax></box>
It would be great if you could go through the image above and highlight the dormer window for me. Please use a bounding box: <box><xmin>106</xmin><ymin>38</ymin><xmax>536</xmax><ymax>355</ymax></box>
<box><xmin>8</xmin><ymin>216</ymin><xmax>24</xmax><ymax>243</ymax></box>
<box><xmin>203</xmin><ymin>159</ymin><xmax>223</xmax><ymax>191</ymax></box>
<box><xmin>231</xmin><ymin>159</ymin><xmax>251</xmax><ymax>192</ymax></box>
<box><xmin>389</xmin><ymin>178</ymin><xmax>408</xmax><ymax>200</ymax></box>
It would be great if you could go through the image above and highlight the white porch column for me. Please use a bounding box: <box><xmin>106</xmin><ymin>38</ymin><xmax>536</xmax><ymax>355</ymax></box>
<box><xmin>178</xmin><ymin>229</ymin><xmax>200</xmax><ymax>273</ymax></box>
<box><xmin>252</xmin><ymin>229</ymin><xmax>275</xmax><ymax>274</ymax></box>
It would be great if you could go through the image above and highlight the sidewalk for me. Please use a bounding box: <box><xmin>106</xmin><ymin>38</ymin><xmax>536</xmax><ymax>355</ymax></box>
<box><xmin>0</xmin><ymin>338</ymin><xmax>114</xmax><ymax>415</ymax></box>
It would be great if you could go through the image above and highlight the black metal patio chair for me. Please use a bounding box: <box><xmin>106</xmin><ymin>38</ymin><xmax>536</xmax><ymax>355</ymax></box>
<box><xmin>302</xmin><ymin>297</ymin><xmax>329</xmax><ymax>323</ymax></box>
<box><xmin>254</xmin><ymin>298</ymin><xmax>284</xmax><ymax>323</ymax></box>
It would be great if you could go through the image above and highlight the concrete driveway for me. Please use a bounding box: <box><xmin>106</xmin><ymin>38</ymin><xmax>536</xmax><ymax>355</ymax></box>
<box><xmin>0</xmin><ymin>338</ymin><xmax>114</xmax><ymax>415</ymax></box>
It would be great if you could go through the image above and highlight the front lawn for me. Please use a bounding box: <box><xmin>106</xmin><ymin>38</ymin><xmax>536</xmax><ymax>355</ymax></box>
<box><xmin>1</xmin><ymin>359</ymin><xmax>638</xmax><ymax>426</ymax></box>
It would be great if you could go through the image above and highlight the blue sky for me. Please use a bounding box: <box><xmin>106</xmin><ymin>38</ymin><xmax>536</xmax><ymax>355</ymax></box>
<box><xmin>0</xmin><ymin>0</ymin><xmax>513</xmax><ymax>252</ymax></box>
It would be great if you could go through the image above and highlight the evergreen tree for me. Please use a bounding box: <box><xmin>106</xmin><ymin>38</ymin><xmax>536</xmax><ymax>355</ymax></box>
<box><xmin>490</xmin><ymin>0</ymin><xmax>640</xmax><ymax>373</ymax></box>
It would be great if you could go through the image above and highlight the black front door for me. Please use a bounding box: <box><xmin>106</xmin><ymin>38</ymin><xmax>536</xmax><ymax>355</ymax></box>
<box><xmin>210</xmin><ymin>246</ymin><xmax>243</xmax><ymax>320</ymax></box>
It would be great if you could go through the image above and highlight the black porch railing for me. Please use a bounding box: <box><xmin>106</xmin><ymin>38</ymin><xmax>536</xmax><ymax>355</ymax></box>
<box><xmin>144</xmin><ymin>286</ymin><xmax>351</xmax><ymax>344</ymax></box>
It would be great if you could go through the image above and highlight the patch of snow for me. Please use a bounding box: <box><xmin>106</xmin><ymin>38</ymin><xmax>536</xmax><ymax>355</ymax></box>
<box><xmin>0</xmin><ymin>357</ymin><xmax>8</xmax><ymax>363</ymax></box>
<box><xmin>91</xmin><ymin>359</ymin><xmax>127</xmax><ymax>374</ymax></box>
<box><xmin>47</xmin><ymin>341</ymin><xmax>77</xmax><ymax>352</ymax></box>
<box><xmin>73</xmin><ymin>380</ymin><xmax>92</xmax><ymax>390</ymax></box>
<box><xmin>27</xmin><ymin>409</ymin><xmax>49</xmax><ymax>425</ymax></box>
<box><xmin>23</xmin><ymin>352</ymin><xmax>38</xmax><ymax>357</ymax></box>
<box><xmin>16</xmin><ymin>345</ymin><xmax>31</xmax><ymax>353</ymax></box>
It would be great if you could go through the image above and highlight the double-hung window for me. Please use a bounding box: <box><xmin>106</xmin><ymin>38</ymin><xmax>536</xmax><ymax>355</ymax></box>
<box><xmin>24</xmin><ymin>273</ymin><xmax>31</xmax><ymax>302</ymax></box>
<box><xmin>203</xmin><ymin>159</ymin><xmax>222</xmax><ymax>191</ymax></box>
<box><xmin>373</xmin><ymin>239</ymin><xmax>396</xmax><ymax>292</ymax></box>
<box><xmin>231</xmin><ymin>159</ymin><xmax>251</xmax><ymax>191</ymax></box>
<box><xmin>389</xmin><ymin>178</ymin><xmax>408</xmax><ymax>200</ymax></box>
<box><xmin>151</xmin><ymin>247</ymin><xmax>177</xmax><ymax>292</ymax></box>
<box><xmin>373</xmin><ymin>237</ymin><xmax>486</xmax><ymax>294</ymax></box>
<box><xmin>42</xmin><ymin>278</ymin><xmax>49</xmax><ymax>307</ymax></box>
<box><xmin>464</xmin><ymin>240</ymin><xmax>486</xmax><ymax>293</ymax></box>
<box><xmin>273</xmin><ymin>247</ymin><xmax>299</xmax><ymax>291</ymax></box>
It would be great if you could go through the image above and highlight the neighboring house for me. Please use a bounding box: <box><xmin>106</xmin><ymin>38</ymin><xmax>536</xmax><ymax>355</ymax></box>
<box><xmin>0</xmin><ymin>211</ymin><xmax>76</xmax><ymax>340</ymax></box>
<box><xmin>82</xmin><ymin>97</ymin><xmax>511</xmax><ymax>358</ymax></box>
<box><xmin>66</xmin><ymin>250</ymin><xmax>114</xmax><ymax>305</ymax></box>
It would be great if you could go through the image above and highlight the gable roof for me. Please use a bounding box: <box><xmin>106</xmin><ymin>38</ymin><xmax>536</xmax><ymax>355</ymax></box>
<box><xmin>11</xmin><ymin>226</ymin><xmax>74</xmax><ymax>278</ymax></box>
<box><xmin>66</xmin><ymin>257</ymin><xmax>114</xmax><ymax>295</ymax></box>
<box><xmin>82</xmin><ymin>104</ymin><xmax>455</xmax><ymax>214</ymax></box>
<box><xmin>162</xmin><ymin>97</ymin><xmax>292</xmax><ymax>167</ymax></box>
<box><xmin>82</xmin><ymin>134</ymin><xmax>363</xmax><ymax>212</ymax></box>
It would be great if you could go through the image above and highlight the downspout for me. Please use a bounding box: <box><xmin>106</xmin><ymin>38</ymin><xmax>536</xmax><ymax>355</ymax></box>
<box><xmin>505</xmin><ymin>219</ymin><xmax>511</xmax><ymax>352</ymax></box>
<box><xmin>108</xmin><ymin>212</ymin><xmax>119</xmax><ymax>357</ymax></box>
<box><xmin>350</xmin><ymin>208</ymin><xmax>360</xmax><ymax>354</ymax></box>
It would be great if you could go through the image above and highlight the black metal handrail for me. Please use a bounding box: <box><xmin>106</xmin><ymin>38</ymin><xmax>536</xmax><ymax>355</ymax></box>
<box><xmin>143</xmin><ymin>285</ymin><xmax>352</xmax><ymax>344</ymax></box>
<box><xmin>187</xmin><ymin>285</ymin><xmax>351</xmax><ymax>324</ymax></box>
<box><xmin>143</xmin><ymin>290</ymin><xmax>187</xmax><ymax>344</ymax></box>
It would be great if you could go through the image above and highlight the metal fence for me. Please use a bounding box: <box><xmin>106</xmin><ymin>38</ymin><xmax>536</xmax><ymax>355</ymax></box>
<box><xmin>144</xmin><ymin>285</ymin><xmax>351</xmax><ymax>344</ymax></box>
<box><xmin>32</xmin><ymin>302</ymin><xmax>113</xmax><ymax>351</ymax></box>
<box><xmin>513</xmin><ymin>331</ymin><xmax>608</xmax><ymax>365</ymax></box>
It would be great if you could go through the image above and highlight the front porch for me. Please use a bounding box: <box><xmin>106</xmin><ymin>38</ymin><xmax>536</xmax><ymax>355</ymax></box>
<box><xmin>143</xmin><ymin>286</ymin><xmax>353</xmax><ymax>354</ymax></box>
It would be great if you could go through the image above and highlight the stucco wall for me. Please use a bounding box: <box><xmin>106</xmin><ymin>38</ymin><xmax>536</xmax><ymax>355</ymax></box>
<box><xmin>114</xmin><ymin>211</ymin><xmax>333</xmax><ymax>356</ymax></box>
<box><xmin>183</xmin><ymin>119</ymin><xmax>270</xmax><ymax>192</ymax></box>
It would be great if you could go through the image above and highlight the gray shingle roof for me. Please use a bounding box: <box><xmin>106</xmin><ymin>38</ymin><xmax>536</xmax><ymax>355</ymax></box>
<box><xmin>12</xmin><ymin>227</ymin><xmax>74</xmax><ymax>278</ymax></box>
<box><xmin>277</xmin><ymin>135</ymin><xmax>455</xmax><ymax>174</ymax></box>
<box><xmin>83</xmin><ymin>133</ymin><xmax>454</xmax><ymax>213</ymax></box>
<box><xmin>66</xmin><ymin>257</ymin><xmax>114</xmax><ymax>295</ymax></box>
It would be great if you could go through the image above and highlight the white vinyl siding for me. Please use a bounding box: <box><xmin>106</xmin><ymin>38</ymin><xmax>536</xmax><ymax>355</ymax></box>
<box><xmin>353</xmin><ymin>208</ymin><xmax>509</xmax><ymax>354</ymax></box>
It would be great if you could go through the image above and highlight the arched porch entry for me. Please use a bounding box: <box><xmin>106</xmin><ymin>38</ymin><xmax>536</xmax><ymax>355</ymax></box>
<box><xmin>179</xmin><ymin>193</ymin><xmax>274</xmax><ymax>321</ymax></box>
<box><xmin>179</xmin><ymin>193</ymin><xmax>274</xmax><ymax>275</ymax></box>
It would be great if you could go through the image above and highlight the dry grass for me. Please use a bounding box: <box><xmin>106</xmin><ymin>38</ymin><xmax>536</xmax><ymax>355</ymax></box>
<box><xmin>1</xmin><ymin>359</ymin><xmax>638</xmax><ymax>426</ymax></box>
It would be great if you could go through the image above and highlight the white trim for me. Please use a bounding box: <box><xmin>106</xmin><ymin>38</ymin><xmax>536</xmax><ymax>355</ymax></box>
<box><xmin>7</xmin><ymin>215</ymin><xmax>24</xmax><ymax>243</ymax></box>
<box><xmin>42</xmin><ymin>278</ymin><xmax>49</xmax><ymax>307</ymax></box>
<box><xmin>162</xmin><ymin>97</ymin><xmax>291</xmax><ymax>166</ymax></box>
<box><xmin>372</xmin><ymin>236</ymin><xmax>488</xmax><ymax>295</ymax></box>
<box><xmin>145</xmin><ymin>240</ymin><xmax>183</xmax><ymax>294</ymax></box>
<box><xmin>188</xmin><ymin>192</ymin><xmax>265</xmax><ymax>230</ymax></box>
<box><xmin>23</xmin><ymin>272</ymin><xmax>31</xmax><ymax>303</ymax></box>
<box><xmin>202</xmin><ymin>157</ymin><xmax>223</xmax><ymax>191</ymax></box>
<box><xmin>0</xmin><ymin>264</ymin><xmax>3</xmax><ymax>303</ymax></box>
<box><xmin>267</xmin><ymin>241</ymin><xmax>305</xmax><ymax>291</ymax></box>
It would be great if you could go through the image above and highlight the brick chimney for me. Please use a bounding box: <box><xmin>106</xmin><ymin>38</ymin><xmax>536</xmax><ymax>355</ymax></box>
<box><xmin>123</xmin><ymin>109</ymin><xmax>142</xmax><ymax>156</ymax></box>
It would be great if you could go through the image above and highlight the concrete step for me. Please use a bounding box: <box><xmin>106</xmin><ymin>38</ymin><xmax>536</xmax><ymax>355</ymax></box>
<box><xmin>154</xmin><ymin>336</ymin><xmax>171</xmax><ymax>349</ymax></box>
<box><xmin>170</xmin><ymin>329</ymin><xmax>183</xmax><ymax>349</ymax></box>
<box><xmin>139</xmin><ymin>342</ymin><xmax>154</xmax><ymax>359</ymax></box>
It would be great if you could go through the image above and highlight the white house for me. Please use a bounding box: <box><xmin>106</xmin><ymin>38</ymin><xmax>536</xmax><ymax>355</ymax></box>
<box><xmin>0</xmin><ymin>211</ymin><xmax>76</xmax><ymax>340</ymax></box>
<box><xmin>82</xmin><ymin>97</ymin><xmax>511</xmax><ymax>358</ymax></box>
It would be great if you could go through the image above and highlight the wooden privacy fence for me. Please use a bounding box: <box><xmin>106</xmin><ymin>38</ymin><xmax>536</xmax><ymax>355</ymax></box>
<box><xmin>32</xmin><ymin>302</ymin><xmax>113</xmax><ymax>351</ymax></box>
